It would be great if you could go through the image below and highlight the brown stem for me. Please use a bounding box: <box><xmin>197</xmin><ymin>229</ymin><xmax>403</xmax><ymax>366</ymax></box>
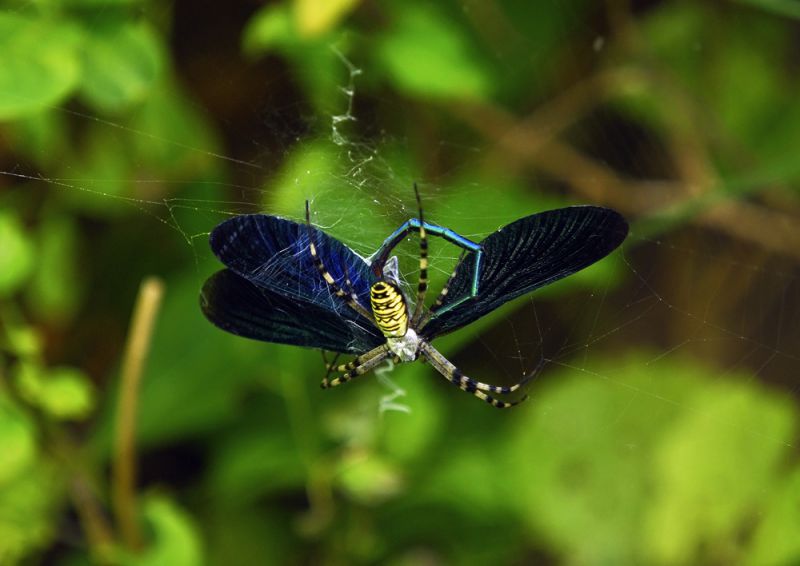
<box><xmin>112</xmin><ymin>277</ymin><xmax>165</xmax><ymax>551</ymax></box>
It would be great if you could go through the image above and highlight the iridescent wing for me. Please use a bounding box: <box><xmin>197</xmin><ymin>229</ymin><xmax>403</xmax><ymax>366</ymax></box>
<box><xmin>421</xmin><ymin>206</ymin><xmax>628</xmax><ymax>339</ymax></box>
<box><xmin>209</xmin><ymin>214</ymin><xmax>377</xmax><ymax>312</ymax></box>
<box><xmin>201</xmin><ymin>269</ymin><xmax>384</xmax><ymax>354</ymax></box>
<box><xmin>203</xmin><ymin>214</ymin><xmax>384</xmax><ymax>353</ymax></box>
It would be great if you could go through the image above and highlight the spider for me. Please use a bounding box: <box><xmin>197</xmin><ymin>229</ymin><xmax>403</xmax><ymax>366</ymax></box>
<box><xmin>201</xmin><ymin>186</ymin><xmax>628</xmax><ymax>408</ymax></box>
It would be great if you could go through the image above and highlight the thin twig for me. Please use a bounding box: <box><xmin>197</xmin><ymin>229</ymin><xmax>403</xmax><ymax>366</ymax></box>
<box><xmin>451</xmin><ymin>98</ymin><xmax>800</xmax><ymax>260</ymax></box>
<box><xmin>70</xmin><ymin>475</ymin><xmax>115</xmax><ymax>561</ymax></box>
<box><xmin>48</xmin><ymin>427</ymin><xmax>116</xmax><ymax>564</ymax></box>
<box><xmin>112</xmin><ymin>277</ymin><xmax>165</xmax><ymax>551</ymax></box>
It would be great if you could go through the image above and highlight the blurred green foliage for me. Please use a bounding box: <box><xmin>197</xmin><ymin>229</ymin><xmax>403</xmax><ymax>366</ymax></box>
<box><xmin>0</xmin><ymin>0</ymin><xmax>799</xmax><ymax>564</ymax></box>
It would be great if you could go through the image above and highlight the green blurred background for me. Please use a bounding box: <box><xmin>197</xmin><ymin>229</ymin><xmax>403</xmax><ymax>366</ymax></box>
<box><xmin>1</xmin><ymin>0</ymin><xmax>800</xmax><ymax>564</ymax></box>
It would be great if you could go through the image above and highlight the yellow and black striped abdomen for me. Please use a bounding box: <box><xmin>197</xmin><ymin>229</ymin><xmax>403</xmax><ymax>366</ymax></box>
<box><xmin>370</xmin><ymin>281</ymin><xmax>408</xmax><ymax>337</ymax></box>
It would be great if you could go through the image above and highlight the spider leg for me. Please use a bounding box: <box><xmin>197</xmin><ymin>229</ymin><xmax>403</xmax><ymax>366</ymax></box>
<box><xmin>370</xmin><ymin>218</ymin><xmax>481</xmax><ymax>269</ymax></box>
<box><xmin>342</xmin><ymin>265</ymin><xmax>357</xmax><ymax>299</ymax></box>
<box><xmin>417</xmin><ymin>248</ymin><xmax>466</xmax><ymax>330</ymax></box>
<box><xmin>421</xmin><ymin>342</ymin><xmax>532</xmax><ymax>393</ymax></box>
<box><xmin>410</xmin><ymin>183</ymin><xmax>430</xmax><ymax>326</ymax></box>
<box><xmin>419</xmin><ymin>342</ymin><xmax>531</xmax><ymax>409</ymax></box>
<box><xmin>305</xmin><ymin>201</ymin><xmax>374</xmax><ymax>321</ymax></box>
<box><xmin>423</xmin><ymin>244</ymin><xmax>484</xmax><ymax>317</ymax></box>
<box><xmin>326</xmin><ymin>358</ymin><xmax>358</xmax><ymax>373</ymax></box>
<box><xmin>322</xmin><ymin>345</ymin><xmax>390</xmax><ymax>389</ymax></box>
<box><xmin>321</xmin><ymin>351</ymin><xmax>342</xmax><ymax>380</ymax></box>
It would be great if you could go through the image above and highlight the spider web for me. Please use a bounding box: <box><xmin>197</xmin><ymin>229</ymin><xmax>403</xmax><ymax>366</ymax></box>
<box><xmin>1</xmin><ymin>1</ymin><xmax>798</xmax><ymax>449</ymax></box>
<box><xmin>4</xmin><ymin>2</ymin><xmax>800</xmax><ymax>563</ymax></box>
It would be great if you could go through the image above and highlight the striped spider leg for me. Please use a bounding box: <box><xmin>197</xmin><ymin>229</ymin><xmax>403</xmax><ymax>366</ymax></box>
<box><xmin>417</xmin><ymin>248</ymin><xmax>466</xmax><ymax>331</ymax></box>
<box><xmin>321</xmin><ymin>351</ymin><xmax>341</xmax><ymax>381</ymax></box>
<box><xmin>321</xmin><ymin>345</ymin><xmax>390</xmax><ymax>389</ymax></box>
<box><xmin>410</xmin><ymin>183</ymin><xmax>429</xmax><ymax>326</ymax></box>
<box><xmin>419</xmin><ymin>342</ymin><xmax>541</xmax><ymax>409</ymax></box>
<box><xmin>305</xmin><ymin>200</ymin><xmax>373</xmax><ymax>322</ymax></box>
<box><xmin>306</xmin><ymin>201</ymin><xmax>389</xmax><ymax>388</ymax></box>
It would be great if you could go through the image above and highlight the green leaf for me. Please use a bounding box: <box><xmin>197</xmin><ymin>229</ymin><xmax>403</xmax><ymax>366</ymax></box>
<box><xmin>0</xmin><ymin>209</ymin><xmax>36</xmax><ymax>296</ymax></box>
<box><xmin>267</xmin><ymin>141</ymin><xmax>395</xmax><ymax>252</ymax></box>
<box><xmin>209</xmin><ymin>424</ymin><xmax>306</xmax><ymax>505</ymax></box>
<box><xmin>28</xmin><ymin>212</ymin><xmax>82</xmax><ymax>323</ymax></box>
<box><xmin>420</xmin><ymin>442</ymin><xmax>514</xmax><ymax>517</ymax></box>
<box><xmin>643</xmin><ymin>381</ymin><xmax>796</xmax><ymax>564</ymax></box>
<box><xmin>0</xmin><ymin>461</ymin><xmax>60</xmax><ymax>564</ymax></box>
<box><xmin>490</xmin><ymin>0</ymin><xmax>592</xmax><ymax>100</ymax></box>
<box><xmin>120</xmin><ymin>495</ymin><xmax>203</xmax><ymax>566</ymax></box>
<box><xmin>378</xmin><ymin>371</ymin><xmax>444</xmax><ymax>464</ymax></box>
<box><xmin>0</xmin><ymin>397</ymin><xmax>36</xmax><ymax>487</ymax></box>
<box><xmin>59</xmin><ymin>125</ymin><xmax>134</xmax><ymax>217</ymax></box>
<box><xmin>64</xmin><ymin>80</ymin><xmax>221</xmax><ymax>217</ymax></box>
<box><xmin>4</xmin><ymin>323</ymin><xmax>42</xmax><ymax>358</ymax></box>
<box><xmin>205</xmin><ymin>508</ymin><xmax>293</xmax><ymax>565</ymax></box>
<box><xmin>16</xmin><ymin>363</ymin><xmax>95</xmax><ymax>421</ymax></box>
<box><xmin>242</xmin><ymin>4</ymin><xmax>351</xmax><ymax>113</ymax></box>
<box><xmin>621</xmin><ymin>3</ymin><xmax>710</xmax><ymax>131</ymax></box>
<box><xmin>640</xmin><ymin>2</ymin><xmax>709</xmax><ymax>92</ymax></box>
<box><xmin>336</xmin><ymin>451</ymin><xmax>404</xmax><ymax>504</ymax></box>
<box><xmin>638</xmin><ymin>3</ymin><xmax>800</xmax><ymax>182</ymax></box>
<box><xmin>377</xmin><ymin>5</ymin><xmax>492</xmax><ymax>100</ymax></box>
<box><xmin>506</xmin><ymin>355</ymin><xmax>704</xmax><ymax>563</ymax></box>
<box><xmin>130</xmin><ymin>79</ymin><xmax>220</xmax><ymax>174</ymax></box>
<box><xmin>294</xmin><ymin>0</ymin><xmax>361</xmax><ymax>38</ymax></box>
<box><xmin>79</xmin><ymin>21</ymin><xmax>164</xmax><ymax>112</ymax></box>
<box><xmin>267</xmin><ymin>141</ymin><xmax>338</xmax><ymax>211</ymax></box>
<box><xmin>746</xmin><ymin>468</ymin><xmax>800</xmax><ymax>565</ymax></box>
<box><xmin>58</xmin><ymin>0</ymin><xmax>142</xmax><ymax>6</ymax></box>
<box><xmin>0</xmin><ymin>13</ymin><xmax>82</xmax><ymax>120</ymax></box>
<box><xmin>242</xmin><ymin>4</ymin><xmax>296</xmax><ymax>54</ymax></box>
<box><xmin>734</xmin><ymin>0</ymin><xmax>800</xmax><ymax>19</ymax></box>
<box><xmin>507</xmin><ymin>353</ymin><xmax>799</xmax><ymax>564</ymax></box>
<box><xmin>708</xmin><ymin>19</ymin><xmax>788</xmax><ymax>146</ymax></box>
<box><xmin>3</xmin><ymin>110</ymin><xmax>69</xmax><ymax>167</ymax></box>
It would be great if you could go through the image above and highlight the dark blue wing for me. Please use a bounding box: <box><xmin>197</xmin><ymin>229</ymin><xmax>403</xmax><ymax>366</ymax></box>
<box><xmin>201</xmin><ymin>269</ymin><xmax>384</xmax><ymax>354</ymax></box>
<box><xmin>209</xmin><ymin>214</ymin><xmax>376</xmax><ymax>312</ymax></box>
<box><xmin>421</xmin><ymin>206</ymin><xmax>628</xmax><ymax>339</ymax></box>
